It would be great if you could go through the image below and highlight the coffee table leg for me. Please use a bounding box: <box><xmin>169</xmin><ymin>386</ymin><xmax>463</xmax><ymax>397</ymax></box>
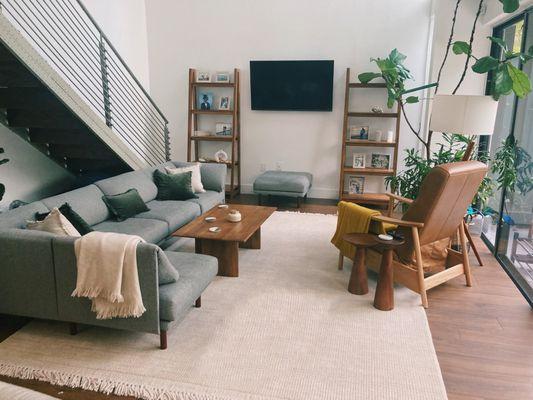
<box><xmin>240</xmin><ymin>227</ymin><xmax>261</xmax><ymax>250</ymax></box>
<box><xmin>348</xmin><ymin>247</ymin><xmax>368</xmax><ymax>295</ymax></box>
<box><xmin>198</xmin><ymin>239</ymin><xmax>239</xmax><ymax>277</ymax></box>
<box><xmin>374</xmin><ymin>249</ymin><xmax>394</xmax><ymax>311</ymax></box>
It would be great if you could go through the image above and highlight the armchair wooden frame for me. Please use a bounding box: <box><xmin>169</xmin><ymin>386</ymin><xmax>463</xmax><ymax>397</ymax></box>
<box><xmin>365</xmin><ymin>193</ymin><xmax>473</xmax><ymax>308</ymax></box>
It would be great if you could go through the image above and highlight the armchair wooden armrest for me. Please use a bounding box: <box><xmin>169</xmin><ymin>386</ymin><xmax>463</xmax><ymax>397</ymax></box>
<box><xmin>371</xmin><ymin>214</ymin><xmax>424</xmax><ymax>228</ymax></box>
<box><xmin>385</xmin><ymin>192</ymin><xmax>414</xmax><ymax>205</ymax></box>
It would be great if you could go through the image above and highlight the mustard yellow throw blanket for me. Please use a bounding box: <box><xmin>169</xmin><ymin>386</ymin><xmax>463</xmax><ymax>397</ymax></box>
<box><xmin>331</xmin><ymin>201</ymin><xmax>391</xmax><ymax>260</ymax></box>
<box><xmin>72</xmin><ymin>232</ymin><xmax>146</xmax><ymax>320</ymax></box>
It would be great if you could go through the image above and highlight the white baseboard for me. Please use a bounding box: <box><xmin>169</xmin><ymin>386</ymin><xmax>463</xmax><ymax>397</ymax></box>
<box><xmin>239</xmin><ymin>184</ymin><xmax>338</xmax><ymax>200</ymax></box>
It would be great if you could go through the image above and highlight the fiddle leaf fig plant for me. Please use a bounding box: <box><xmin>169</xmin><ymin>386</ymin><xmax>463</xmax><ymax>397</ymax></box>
<box><xmin>0</xmin><ymin>147</ymin><xmax>9</xmax><ymax>201</ymax></box>
<box><xmin>499</xmin><ymin>0</ymin><xmax>520</xmax><ymax>13</ymax></box>
<box><xmin>453</xmin><ymin>37</ymin><xmax>533</xmax><ymax>99</ymax></box>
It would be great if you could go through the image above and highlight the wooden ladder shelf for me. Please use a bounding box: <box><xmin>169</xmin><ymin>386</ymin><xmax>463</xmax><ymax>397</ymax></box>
<box><xmin>187</xmin><ymin>68</ymin><xmax>241</xmax><ymax>198</ymax></box>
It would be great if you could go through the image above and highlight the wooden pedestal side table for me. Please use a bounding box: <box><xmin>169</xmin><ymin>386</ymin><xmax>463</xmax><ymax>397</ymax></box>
<box><xmin>342</xmin><ymin>233</ymin><xmax>376</xmax><ymax>295</ymax></box>
<box><xmin>342</xmin><ymin>233</ymin><xmax>404</xmax><ymax>311</ymax></box>
<box><xmin>372</xmin><ymin>235</ymin><xmax>404</xmax><ymax>311</ymax></box>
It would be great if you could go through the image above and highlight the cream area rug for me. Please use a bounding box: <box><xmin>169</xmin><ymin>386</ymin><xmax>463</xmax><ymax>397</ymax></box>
<box><xmin>0</xmin><ymin>211</ymin><xmax>447</xmax><ymax>400</ymax></box>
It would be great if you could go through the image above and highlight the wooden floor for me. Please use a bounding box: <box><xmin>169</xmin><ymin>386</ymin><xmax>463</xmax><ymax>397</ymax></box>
<box><xmin>1</xmin><ymin>195</ymin><xmax>532</xmax><ymax>400</ymax></box>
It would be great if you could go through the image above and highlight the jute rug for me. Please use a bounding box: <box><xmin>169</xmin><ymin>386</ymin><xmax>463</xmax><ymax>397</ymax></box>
<box><xmin>0</xmin><ymin>212</ymin><xmax>447</xmax><ymax>400</ymax></box>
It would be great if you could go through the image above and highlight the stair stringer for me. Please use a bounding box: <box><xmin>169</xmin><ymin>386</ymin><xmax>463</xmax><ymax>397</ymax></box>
<box><xmin>0</xmin><ymin>13</ymin><xmax>149</xmax><ymax>171</ymax></box>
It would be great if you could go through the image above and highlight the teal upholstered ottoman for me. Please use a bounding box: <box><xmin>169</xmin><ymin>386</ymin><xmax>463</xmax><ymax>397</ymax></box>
<box><xmin>253</xmin><ymin>170</ymin><xmax>313</xmax><ymax>207</ymax></box>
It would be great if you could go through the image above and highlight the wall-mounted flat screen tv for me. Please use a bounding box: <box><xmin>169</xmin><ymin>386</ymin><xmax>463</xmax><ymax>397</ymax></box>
<box><xmin>250</xmin><ymin>60</ymin><xmax>334</xmax><ymax>111</ymax></box>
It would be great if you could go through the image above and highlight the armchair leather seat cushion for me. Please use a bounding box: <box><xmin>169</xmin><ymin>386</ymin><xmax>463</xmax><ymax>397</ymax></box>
<box><xmin>158</xmin><ymin>251</ymin><xmax>217</xmax><ymax>322</ymax></box>
<box><xmin>91</xmin><ymin>218</ymin><xmax>168</xmax><ymax>244</ymax></box>
<box><xmin>186</xmin><ymin>190</ymin><xmax>225</xmax><ymax>213</ymax></box>
<box><xmin>135</xmin><ymin>200</ymin><xmax>201</xmax><ymax>233</ymax></box>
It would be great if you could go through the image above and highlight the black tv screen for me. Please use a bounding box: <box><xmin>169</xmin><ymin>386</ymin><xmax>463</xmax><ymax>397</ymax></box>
<box><xmin>250</xmin><ymin>60</ymin><xmax>334</xmax><ymax>111</ymax></box>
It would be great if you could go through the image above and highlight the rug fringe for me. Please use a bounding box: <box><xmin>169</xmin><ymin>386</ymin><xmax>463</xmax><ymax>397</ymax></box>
<box><xmin>0</xmin><ymin>363</ymin><xmax>236</xmax><ymax>400</ymax></box>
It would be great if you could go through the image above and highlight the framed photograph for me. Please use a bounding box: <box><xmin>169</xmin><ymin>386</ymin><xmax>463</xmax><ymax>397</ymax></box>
<box><xmin>218</xmin><ymin>96</ymin><xmax>231</xmax><ymax>110</ymax></box>
<box><xmin>348</xmin><ymin>125</ymin><xmax>369</xmax><ymax>141</ymax></box>
<box><xmin>352</xmin><ymin>153</ymin><xmax>366</xmax><ymax>168</ymax></box>
<box><xmin>215</xmin><ymin>72</ymin><xmax>230</xmax><ymax>83</ymax></box>
<box><xmin>215</xmin><ymin>122</ymin><xmax>232</xmax><ymax>136</ymax></box>
<box><xmin>197</xmin><ymin>92</ymin><xmax>214</xmax><ymax>110</ymax></box>
<box><xmin>371</xmin><ymin>153</ymin><xmax>391</xmax><ymax>169</ymax></box>
<box><xmin>348</xmin><ymin>176</ymin><xmax>365</xmax><ymax>194</ymax></box>
<box><xmin>196</xmin><ymin>71</ymin><xmax>211</xmax><ymax>83</ymax></box>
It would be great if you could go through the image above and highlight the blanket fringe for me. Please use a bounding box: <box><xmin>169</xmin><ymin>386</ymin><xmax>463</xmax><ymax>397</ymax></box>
<box><xmin>72</xmin><ymin>287</ymin><xmax>124</xmax><ymax>303</ymax></box>
<box><xmin>0</xmin><ymin>363</ymin><xmax>235</xmax><ymax>400</ymax></box>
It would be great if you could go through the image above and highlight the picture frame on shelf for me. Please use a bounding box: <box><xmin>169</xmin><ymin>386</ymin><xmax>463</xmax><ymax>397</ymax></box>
<box><xmin>352</xmin><ymin>153</ymin><xmax>366</xmax><ymax>168</ymax></box>
<box><xmin>371</xmin><ymin>153</ymin><xmax>391</xmax><ymax>169</ymax></box>
<box><xmin>218</xmin><ymin>96</ymin><xmax>231</xmax><ymax>110</ymax></box>
<box><xmin>215</xmin><ymin>122</ymin><xmax>232</xmax><ymax>136</ymax></box>
<box><xmin>197</xmin><ymin>92</ymin><xmax>214</xmax><ymax>110</ymax></box>
<box><xmin>348</xmin><ymin>176</ymin><xmax>365</xmax><ymax>194</ymax></box>
<box><xmin>196</xmin><ymin>71</ymin><xmax>211</xmax><ymax>82</ymax></box>
<box><xmin>215</xmin><ymin>71</ymin><xmax>230</xmax><ymax>83</ymax></box>
<box><xmin>348</xmin><ymin>125</ymin><xmax>369</xmax><ymax>141</ymax></box>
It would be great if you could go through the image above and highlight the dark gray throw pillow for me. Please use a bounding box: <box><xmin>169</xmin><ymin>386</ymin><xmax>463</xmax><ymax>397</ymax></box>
<box><xmin>102</xmin><ymin>188</ymin><xmax>149</xmax><ymax>222</ymax></box>
<box><xmin>153</xmin><ymin>169</ymin><xmax>198</xmax><ymax>201</ymax></box>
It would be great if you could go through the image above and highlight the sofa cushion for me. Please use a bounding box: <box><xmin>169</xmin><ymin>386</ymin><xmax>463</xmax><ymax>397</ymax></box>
<box><xmin>41</xmin><ymin>185</ymin><xmax>109</xmax><ymax>226</ymax></box>
<box><xmin>173</xmin><ymin>161</ymin><xmax>226</xmax><ymax>192</ymax></box>
<box><xmin>95</xmin><ymin>170</ymin><xmax>158</xmax><ymax>203</ymax></box>
<box><xmin>27</xmin><ymin>208</ymin><xmax>81</xmax><ymax>237</ymax></box>
<box><xmin>36</xmin><ymin>203</ymin><xmax>94</xmax><ymax>235</ymax></box>
<box><xmin>153</xmin><ymin>169</ymin><xmax>198</xmax><ymax>201</ymax></box>
<box><xmin>135</xmin><ymin>200</ymin><xmax>201</xmax><ymax>233</ymax></box>
<box><xmin>0</xmin><ymin>201</ymin><xmax>49</xmax><ymax>230</ymax></box>
<box><xmin>156</xmin><ymin>248</ymin><xmax>179</xmax><ymax>285</ymax></box>
<box><xmin>158</xmin><ymin>252</ymin><xmax>217</xmax><ymax>322</ymax></box>
<box><xmin>91</xmin><ymin>218</ymin><xmax>168</xmax><ymax>244</ymax></box>
<box><xmin>186</xmin><ymin>190</ymin><xmax>224</xmax><ymax>213</ymax></box>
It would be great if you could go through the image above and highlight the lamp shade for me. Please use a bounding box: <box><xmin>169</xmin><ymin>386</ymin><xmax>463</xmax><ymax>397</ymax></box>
<box><xmin>429</xmin><ymin>95</ymin><xmax>498</xmax><ymax>136</ymax></box>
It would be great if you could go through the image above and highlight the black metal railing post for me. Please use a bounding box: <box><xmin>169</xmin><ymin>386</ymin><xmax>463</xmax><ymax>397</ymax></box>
<box><xmin>98</xmin><ymin>34</ymin><xmax>112</xmax><ymax>127</ymax></box>
<box><xmin>164</xmin><ymin>123</ymin><xmax>170</xmax><ymax>161</ymax></box>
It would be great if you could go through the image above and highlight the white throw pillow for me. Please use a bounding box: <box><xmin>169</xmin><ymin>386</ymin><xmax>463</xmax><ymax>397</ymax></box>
<box><xmin>165</xmin><ymin>163</ymin><xmax>206</xmax><ymax>193</ymax></box>
<box><xmin>26</xmin><ymin>208</ymin><xmax>81</xmax><ymax>236</ymax></box>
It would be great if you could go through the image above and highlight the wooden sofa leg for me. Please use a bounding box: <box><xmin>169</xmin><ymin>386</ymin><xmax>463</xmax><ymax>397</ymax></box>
<box><xmin>338</xmin><ymin>252</ymin><xmax>344</xmax><ymax>270</ymax></box>
<box><xmin>160</xmin><ymin>330</ymin><xmax>167</xmax><ymax>350</ymax></box>
<box><xmin>69</xmin><ymin>323</ymin><xmax>78</xmax><ymax>336</ymax></box>
<box><xmin>296</xmin><ymin>197</ymin><xmax>301</xmax><ymax>208</ymax></box>
<box><xmin>195</xmin><ymin>296</ymin><xmax>201</xmax><ymax>308</ymax></box>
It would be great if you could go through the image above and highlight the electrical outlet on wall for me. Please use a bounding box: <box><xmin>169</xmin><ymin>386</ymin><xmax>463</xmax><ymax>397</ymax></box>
<box><xmin>260</xmin><ymin>163</ymin><xmax>266</xmax><ymax>172</ymax></box>
<box><xmin>276</xmin><ymin>161</ymin><xmax>283</xmax><ymax>171</ymax></box>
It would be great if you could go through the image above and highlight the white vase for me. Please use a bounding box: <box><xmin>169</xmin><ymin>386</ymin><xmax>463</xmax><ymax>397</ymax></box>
<box><xmin>385</xmin><ymin>130</ymin><xmax>394</xmax><ymax>143</ymax></box>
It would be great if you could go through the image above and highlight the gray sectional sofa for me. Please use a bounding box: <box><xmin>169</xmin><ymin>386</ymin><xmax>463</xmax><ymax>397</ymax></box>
<box><xmin>0</xmin><ymin>161</ymin><xmax>227</xmax><ymax>349</ymax></box>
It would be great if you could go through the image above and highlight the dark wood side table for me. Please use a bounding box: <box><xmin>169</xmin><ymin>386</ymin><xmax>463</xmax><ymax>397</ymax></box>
<box><xmin>372</xmin><ymin>235</ymin><xmax>404</xmax><ymax>311</ymax></box>
<box><xmin>342</xmin><ymin>233</ymin><xmax>377</xmax><ymax>295</ymax></box>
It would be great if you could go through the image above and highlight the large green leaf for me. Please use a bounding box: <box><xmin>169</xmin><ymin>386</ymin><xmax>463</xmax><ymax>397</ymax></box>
<box><xmin>388</xmin><ymin>48</ymin><xmax>407</xmax><ymax>64</ymax></box>
<box><xmin>0</xmin><ymin>183</ymin><xmax>4</xmax><ymax>201</ymax></box>
<box><xmin>507</xmin><ymin>63</ymin><xmax>532</xmax><ymax>98</ymax></box>
<box><xmin>488</xmin><ymin>36</ymin><xmax>508</xmax><ymax>52</ymax></box>
<box><xmin>472</xmin><ymin>56</ymin><xmax>500</xmax><ymax>73</ymax></box>
<box><xmin>405</xmin><ymin>96</ymin><xmax>419</xmax><ymax>104</ymax></box>
<box><xmin>499</xmin><ymin>0</ymin><xmax>519</xmax><ymax>13</ymax></box>
<box><xmin>493</xmin><ymin>65</ymin><xmax>513</xmax><ymax>97</ymax></box>
<box><xmin>452</xmin><ymin>41</ymin><xmax>471</xmax><ymax>55</ymax></box>
<box><xmin>358</xmin><ymin>72</ymin><xmax>382</xmax><ymax>84</ymax></box>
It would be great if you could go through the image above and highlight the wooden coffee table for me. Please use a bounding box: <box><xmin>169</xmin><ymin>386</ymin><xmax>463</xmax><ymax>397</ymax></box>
<box><xmin>173</xmin><ymin>204</ymin><xmax>276</xmax><ymax>277</ymax></box>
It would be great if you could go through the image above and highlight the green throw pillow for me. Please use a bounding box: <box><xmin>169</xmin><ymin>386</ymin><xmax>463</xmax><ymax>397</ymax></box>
<box><xmin>35</xmin><ymin>203</ymin><xmax>93</xmax><ymax>235</ymax></box>
<box><xmin>102</xmin><ymin>188</ymin><xmax>149</xmax><ymax>222</ymax></box>
<box><xmin>153</xmin><ymin>169</ymin><xmax>198</xmax><ymax>201</ymax></box>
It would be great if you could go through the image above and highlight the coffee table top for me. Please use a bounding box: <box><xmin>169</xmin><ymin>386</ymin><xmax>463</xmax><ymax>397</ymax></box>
<box><xmin>173</xmin><ymin>204</ymin><xmax>276</xmax><ymax>242</ymax></box>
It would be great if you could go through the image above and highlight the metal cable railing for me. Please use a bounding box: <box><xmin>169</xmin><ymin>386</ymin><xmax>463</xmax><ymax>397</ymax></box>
<box><xmin>0</xmin><ymin>0</ymin><xmax>170</xmax><ymax>165</ymax></box>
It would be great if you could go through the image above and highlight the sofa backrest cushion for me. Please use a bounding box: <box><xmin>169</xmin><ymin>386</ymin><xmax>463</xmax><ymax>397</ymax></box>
<box><xmin>0</xmin><ymin>201</ymin><xmax>49</xmax><ymax>230</ymax></box>
<box><xmin>41</xmin><ymin>185</ymin><xmax>110</xmax><ymax>226</ymax></box>
<box><xmin>173</xmin><ymin>161</ymin><xmax>226</xmax><ymax>192</ymax></box>
<box><xmin>95</xmin><ymin>170</ymin><xmax>158</xmax><ymax>203</ymax></box>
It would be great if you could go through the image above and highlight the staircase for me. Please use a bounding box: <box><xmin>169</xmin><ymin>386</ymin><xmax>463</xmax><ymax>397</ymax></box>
<box><xmin>0</xmin><ymin>0</ymin><xmax>170</xmax><ymax>182</ymax></box>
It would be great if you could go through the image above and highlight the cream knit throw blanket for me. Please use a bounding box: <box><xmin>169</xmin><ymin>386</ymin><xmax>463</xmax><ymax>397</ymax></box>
<box><xmin>72</xmin><ymin>232</ymin><xmax>146</xmax><ymax>319</ymax></box>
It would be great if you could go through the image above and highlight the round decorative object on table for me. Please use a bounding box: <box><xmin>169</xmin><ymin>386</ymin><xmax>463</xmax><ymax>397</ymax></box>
<box><xmin>226</xmin><ymin>209</ymin><xmax>242</xmax><ymax>222</ymax></box>
<box><xmin>342</xmin><ymin>233</ymin><xmax>379</xmax><ymax>296</ymax></box>
<box><xmin>372</xmin><ymin>235</ymin><xmax>404</xmax><ymax>311</ymax></box>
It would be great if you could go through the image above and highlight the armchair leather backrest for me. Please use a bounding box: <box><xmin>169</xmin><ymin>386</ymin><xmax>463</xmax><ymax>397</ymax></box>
<box><xmin>396</xmin><ymin>161</ymin><xmax>488</xmax><ymax>262</ymax></box>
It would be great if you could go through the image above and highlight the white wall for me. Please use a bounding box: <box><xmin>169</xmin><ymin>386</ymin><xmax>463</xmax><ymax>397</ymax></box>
<box><xmin>145</xmin><ymin>0</ymin><xmax>434</xmax><ymax>198</ymax></box>
<box><xmin>84</xmin><ymin>0</ymin><xmax>150</xmax><ymax>89</ymax></box>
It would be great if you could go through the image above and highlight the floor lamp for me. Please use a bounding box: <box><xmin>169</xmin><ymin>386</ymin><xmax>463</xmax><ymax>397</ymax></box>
<box><xmin>430</xmin><ymin>95</ymin><xmax>499</xmax><ymax>266</ymax></box>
